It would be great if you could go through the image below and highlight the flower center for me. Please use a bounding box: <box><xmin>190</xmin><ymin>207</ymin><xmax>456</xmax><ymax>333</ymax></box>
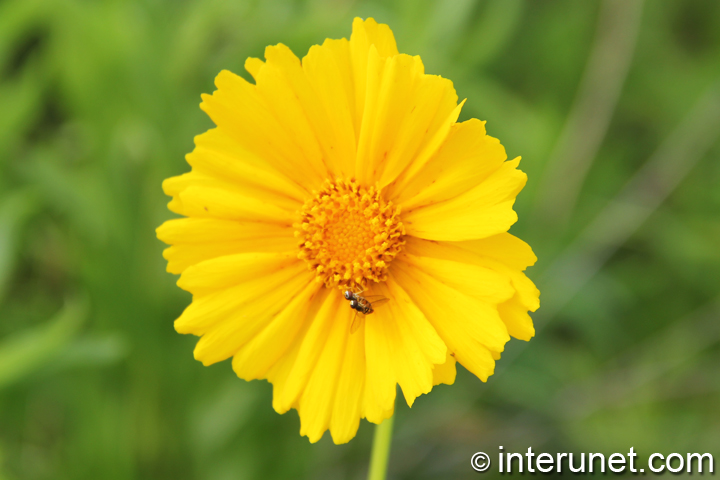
<box><xmin>295</xmin><ymin>179</ymin><xmax>405</xmax><ymax>291</ymax></box>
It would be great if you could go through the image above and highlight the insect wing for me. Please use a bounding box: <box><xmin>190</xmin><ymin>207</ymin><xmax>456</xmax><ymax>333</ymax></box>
<box><xmin>361</xmin><ymin>295</ymin><xmax>385</xmax><ymax>302</ymax></box>
<box><xmin>368</xmin><ymin>297</ymin><xmax>389</xmax><ymax>308</ymax></box>
<box><xmin>350</xmin><ymin>310</ymin><xmax>364</xmax><ymax>334</ymax></box>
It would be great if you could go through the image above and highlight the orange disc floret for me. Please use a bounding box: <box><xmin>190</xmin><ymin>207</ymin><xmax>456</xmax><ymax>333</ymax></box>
<box><xmin>295</xmin><ymin>179</ymin><xmax>404</xmax><ymax>291</ymax></box>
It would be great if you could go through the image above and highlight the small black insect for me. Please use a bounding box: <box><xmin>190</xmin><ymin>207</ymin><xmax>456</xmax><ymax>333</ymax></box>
<box><xmin>343</xmin><ymin>290</ymin><xmax>389</xmax><ymax>333</ymax></box>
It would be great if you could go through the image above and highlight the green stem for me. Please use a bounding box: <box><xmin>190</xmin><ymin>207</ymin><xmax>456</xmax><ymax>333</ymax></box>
<box><xmin>367</xmin><ymin>416</ymin><xmax>394</xmax><ymax>480</ymax></box>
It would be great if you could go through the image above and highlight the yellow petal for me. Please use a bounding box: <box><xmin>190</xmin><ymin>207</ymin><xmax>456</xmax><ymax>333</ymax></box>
<box><xmin>268</xmin><ymin>336</ymin><xmax>303</xmax><ymax>414</ymax></box>
<box><xmin>405</xmin><ymin>235</ymin><xmax>539</xmax><ymax>312</ymax></box>
<box><xmin>302</xmin><ymin>39</ymin><xmax>357</xmax><ymax>178</ymax></box>
<box><xmin>267</xmin><ymin>288</ymin><xmax>332</xmax><ymax>414</ymax></box>
<box><xmin>453</xmin><ymin>231</ymin><xmax>538</xmax><ymax>271</ymax></box>
<box><xmin>355</xmin><ymin>49</ymin><xmax>459</xmax><ymax>188</ymax></box>
<box><xmin>297</xmin><ymin>297</ymin><xmax>350</xmax><ymax>443</ymax></box>
<box><xmin>392</xmin><ymin>259</ymin><xmax>508</xmax><ymax>381</ymax></box>
<box><xmin>188</xmin><ymin>128</ymin><xmax>309</xmax><ymax>203</ymax></box>
<box><xmin>253</xmin><ymin>45</ymin><xmax>334</xmax><ymax>179</ymax></box>
<box><xmin>349</xmin><ymin>18</ymin><xmax>399</xmax><ymax>130</ymax></box>
<box><xmin>232</xmin><ymin>280</ymin><xmax>322</xmax><ymax>380</ymax></box>
<box><xmin>162</xmin><ymin>239</ymin><xmax>297</xmax><ymax>275</ymax></box>
<box><xmin>351</xmin><ymin>18</ymin><xmax>399</xmax><ymax>58</ymax></box>
<box><xmin>398</xmin><ymin>252</ymin><xmax>514</xmax><ymax>304</ymax></box>
<box><xmin>386</xmin><ymin>100</ymin><xmax>464</xmax><ymax>195</ymax></box>
<box><xmin>162</xmin><ymin>171</ymin><xmax>261</xmax><ymax>214</ymax></box>
<box><xmin>403</xmin><ymin>236</ymin><xmax>539</xmax><ymax>339</ymax></box>
<box><xmin>156</xmin><ymin>217</ymin><xmax>293</xmax><ymax>245</ymax></box>
<box><xmin>364</xmin><ymin>278</ymin><xmax>446</xmax><ymax>408</ymax></box>
<box><xmin>176</xmin><ymin>185</ymin><xmax>295</xmax><ymax>223</ymax></box>
<box><xmin>388</xmin><ymin>118</ymin><xmax>507</xmax><ymax>208</ymax></box>
<box><xmin>432</xmin><ymin>350</ymin><xmax>457</xmax><ymax>386</ymax></box>
<box><xmin>508</xmin><ymin>270</ymin><xmax>540</xmax><ymax>312</ymax></box>
<box><xmin>498</xmin><ymin>294</ymin><xmax>536</xmax><ymax>341</ymax></box>
<box><xmin>277</xmin><ymin>291</ymin><xmax>342</xmax><ymax>412</ymax></box>
<box><xmin>174</xmin><ymin>260</ymin><xmax>308</xmax><ymax>335</ymax></box>
<box><xmin>403</xmin><ymin>158</ymin><xmax>526</xmax><ymax>241</ymax></box>
<box><xmin>200</xmin><ymin>70</ymin><xmax>326</xmax><ymax>188</ymax></box>
<box><xmin>177</xmin><ymin>252</ymin><xmax>299</xmax><ymax>296</ymax></box>
<box><xmin>157</xmin><ymin>217</ymin><xmax>296</xmax><ymax>275</ymax></box>
<box><xmin>244</xmin><ymin>57</ymin><xmax>264</xmax><ymax>81</ymax></box>
<box><xmin>189</xmin><ymin>263</ymin><xmax>313</xmax><ymax>365</ymax></box>
<box><xmin>328</xmin><ymin>322</ymin><xmax>366</xmax><ymax>444</ymax></box>
<box><xmin>362</xmin><ymin>389</ymin><xmax>395</xmax><ymax>426</ymax></box>
<box><xmin>380</xmin><ymin>276</ymin><xmax>447</xmax><ymax>407</ymax></box>
<box><xmin>162</xmin><ymin>170</ymin><xmax>300</xmax><ymax>216</ymax></box>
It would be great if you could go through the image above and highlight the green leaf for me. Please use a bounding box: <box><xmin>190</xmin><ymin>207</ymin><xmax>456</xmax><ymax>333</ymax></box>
<box><xmin>0</xmin><ymin>296</ymin><xmax>87</xmax><ymax>390</ymax></box>
<box><xmin>45</xmin><ymin>333</ymin><xmax>129</xmax><ymax>372</ymax></box>
<box><xmin>0</xmin><ymin>188</ymin><xmax>41</xmax><ymax>302</ymax></box>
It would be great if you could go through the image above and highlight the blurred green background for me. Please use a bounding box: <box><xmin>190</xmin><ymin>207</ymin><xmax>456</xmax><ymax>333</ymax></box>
<box><xmin>1</xmin><ymin>0</ymin><xmax>719</xmax><ymax>478</ymax></box>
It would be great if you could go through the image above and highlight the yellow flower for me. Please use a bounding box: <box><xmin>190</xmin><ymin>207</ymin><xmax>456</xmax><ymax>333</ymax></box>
<box><xmin>157</xmin><ymin>18</ymin><xmax>539</xmax><ymax>444</ymax></box>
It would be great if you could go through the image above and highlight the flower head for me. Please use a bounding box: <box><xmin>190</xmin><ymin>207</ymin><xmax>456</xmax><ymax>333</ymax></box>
<box><xmin>157</xmin><ymin>18</ymin><xmax>539</xmax><ymax>444</ymax></box>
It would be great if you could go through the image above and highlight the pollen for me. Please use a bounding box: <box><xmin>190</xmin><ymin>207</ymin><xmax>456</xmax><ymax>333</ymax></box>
<box><xmin>295</xmin><ymin>179</ymin><xmax>405</xmax><ymax>291</ymax></box>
